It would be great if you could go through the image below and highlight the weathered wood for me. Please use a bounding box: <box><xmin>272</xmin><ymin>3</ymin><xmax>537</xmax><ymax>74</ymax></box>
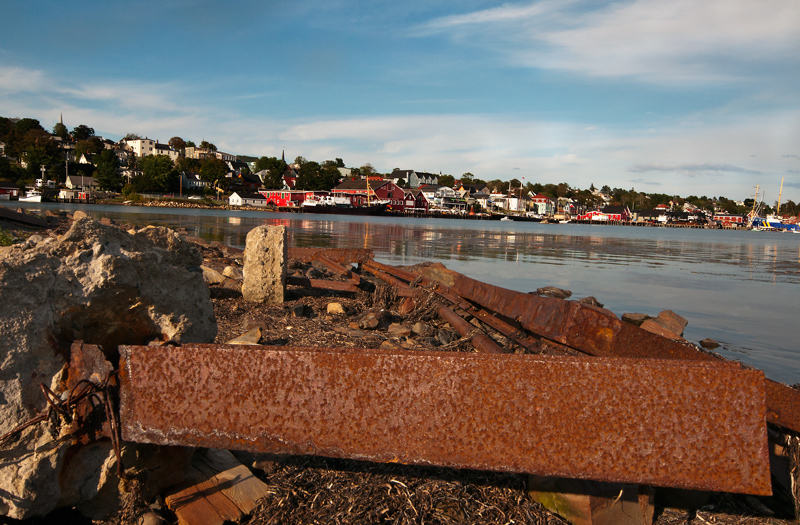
<box><xmin>196</xmin><ymin>449</ymin><xmax>271</xmax><ymax>514</ymax></box>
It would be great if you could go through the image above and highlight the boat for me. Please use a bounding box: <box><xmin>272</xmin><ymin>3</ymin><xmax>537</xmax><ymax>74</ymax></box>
<box><xmin>500</xmin><ymin>216</ymin><xmax>513</xmax><ymax>222</ymax></box>
<box><xmin>19</xmin><ymin>189</ymin><xmax>43</xmax><ymax>202</ymax></box>
<box><xmin>507</xmin><ymin>213</ymin><xmax>544</xmax><ymax>223</ymax></box>
<box><xmin>747</xmin><ymin>180</ymin><xmax>799</xmax><ymax>232</ymax></box>
<box><xmin>301</xmin><ymin>194</ymin><xmax>387</xmax><ymax>216</ymax></box>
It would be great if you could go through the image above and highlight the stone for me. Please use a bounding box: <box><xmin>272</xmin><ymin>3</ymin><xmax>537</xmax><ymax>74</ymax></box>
<box><xmin>534</xmin><ymin>286</ymin><xmax>572</xmax><ymax>299</ymax></box>
<box><xmin>0</xmin><ymin>217</ymin><xmax>215</xmax><ymax>519</ymax></box>
<box><xmin>359</xmin><ymin>310</ymin><xmax>390</xmax><ymax>330</ymax></box>
<box><xmin>577</xmin><ymin>296</ymin><xmax>604</xmax><ymax>308</ymax></box>
<box><xmin>621</xmin><ymin>313</ymin><xmax>650</xmax><ymax>326</ymax></box>
<box><xmin>222</xmin><ymin>265</ymin><xmax>243</xmax><ymax>280</ymax></box>
<box><xmin>242</xmin><ymin>226</ymin><xmax>287</xmax><ymax>304</ymax></box>
<box><xmin>640</xmin><ymin>319</ymin><xmax>684</xmax><ymax>340</ymax></box>
<box><xmin>699</xmin><ymin>338</ymin><xmax>720</xmax><ymax>349</ymax></box>
<box><xmin>380</xmin><ymin>340</ymin><xmax>405</xmax><ymax>351</ymax></box>
<box><xmin>226</xmin><ymin>327</ymin><xmax>262</xmax><ymax>345</ymax></box>
<box><xmin>387</xmin><ymin>323</ymin><xmax>411</xmax><ymax>337</ymax></box>
<box><xmin>73</xmin><ymin>210</ymin><xmax>89</xmax><ymax>220</ymax></box>
<box><xmin>201</xmin><ymin>265</ymin><xmax>227</xmax><ymax>285</ymax></box>
<box><xmin>653</xmin><ymin>310</ymin><xmax>688</xmax><ymax>337</ymax></box>
<box><xmin>327</xmin><ymin>302</ymin><xmax>345</xmax><ymax>315</ymax></box>
<box><xmin>288</xmin><ymin>304</ymin><xmax>306</xmax><ymax>317</ymax></box>
<box><xmin>397</xmin><ymin>297</ymin><xmax>416</xmax><ymax>315</ymax></box>
<box><xmin>411</xmin><ymin>322</ymin><xmax>428</xmax><ymax>335</ymax></box>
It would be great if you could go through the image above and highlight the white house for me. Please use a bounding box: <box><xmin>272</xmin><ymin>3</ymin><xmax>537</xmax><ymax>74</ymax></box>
<box><xmin>229</xmin><ymin>191</ymin><xmax>267</xmax><ymax>207</ymax></box>
<box><xmin>123</xmin><ymin>138</ymin><xmax>179</xmax><ymax>163</ymax></box>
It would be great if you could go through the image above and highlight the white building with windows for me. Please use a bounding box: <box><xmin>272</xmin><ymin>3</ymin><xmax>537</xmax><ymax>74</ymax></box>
<box><xmin>123</xmin><ymin>138</ymin><xmax>179</xmax><ymax>163</ymax></box>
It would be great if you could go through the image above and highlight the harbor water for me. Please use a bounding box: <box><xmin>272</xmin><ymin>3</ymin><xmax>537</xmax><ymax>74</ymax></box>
<box><xmin>6</xmin><ymin>202</ymin><xmax>800</xmax><ymax>385</ymax></box>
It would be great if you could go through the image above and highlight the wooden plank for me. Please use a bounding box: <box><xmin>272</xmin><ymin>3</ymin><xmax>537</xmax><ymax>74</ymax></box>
<box><xmin>194</xmin><ymin>449</ymin><xmax>272</xmax><ymax>514</ymax></box>
<box><xmin>165</xmin><ymin>460</ymin><xmax>243</xmax><ymax>524</ymax></box>
<box><xmin>165</xmin><ymin>466</ymin><xmax>226</xmax><ymax>525</ymax></box>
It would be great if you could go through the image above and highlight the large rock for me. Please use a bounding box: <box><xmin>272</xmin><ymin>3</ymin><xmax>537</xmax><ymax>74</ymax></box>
<box><xmin>0</xmin><ymin>217</ymin><xmax>216</xmax><ymax>519</ymax></box>
<box><xmin>242</xmin><ymin>225</ymin><xmax>287</xmax><ymax>304</ymax></box>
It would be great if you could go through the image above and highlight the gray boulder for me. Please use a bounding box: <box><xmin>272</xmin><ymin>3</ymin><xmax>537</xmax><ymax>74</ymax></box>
<box><xmin>0</xmin><ymin>217</ymin><xmax>216</xmax><ymax>519</ymax></box>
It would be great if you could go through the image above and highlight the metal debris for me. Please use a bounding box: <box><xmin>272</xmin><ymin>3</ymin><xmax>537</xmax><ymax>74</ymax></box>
<box><xmin>119</xmin><ymin>344</ymin><xmax>771</xmax><ymax>495</ymax></box>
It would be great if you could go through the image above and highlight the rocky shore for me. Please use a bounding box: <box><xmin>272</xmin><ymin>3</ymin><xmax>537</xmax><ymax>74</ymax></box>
<box><xmin>0</xmin><ymin>210</ymin><xmax>793</xmax><ymax>524</ymax></box>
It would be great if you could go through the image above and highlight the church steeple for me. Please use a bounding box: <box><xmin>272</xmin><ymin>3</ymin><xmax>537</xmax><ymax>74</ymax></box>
<box><xmin>281</xmin><ymin>148</ymin><xmax>285</xmax><ymax>162</ymax></box>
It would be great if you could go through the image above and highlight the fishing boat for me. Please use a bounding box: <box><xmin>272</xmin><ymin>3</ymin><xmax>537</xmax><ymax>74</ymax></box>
<box><xmin>301</xmin><ymin>194</ymin><xmax>387</xmax><ymax>216</ymax></box>
<box><xmin>748</xmin><ymin>180</ymin><xmax>799</xmax><ymax>232</ymax></box>
<box><xmin>19</xmin><ymin>189</ymin><xmax>43</xmax><ymax>202</ymax></box>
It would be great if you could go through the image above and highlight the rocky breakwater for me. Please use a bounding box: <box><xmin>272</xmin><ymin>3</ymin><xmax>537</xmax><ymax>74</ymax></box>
<box><xmin>0</xmin><ymin>216</ymin><xmax>217</xmax><ymax>519</ymax></box>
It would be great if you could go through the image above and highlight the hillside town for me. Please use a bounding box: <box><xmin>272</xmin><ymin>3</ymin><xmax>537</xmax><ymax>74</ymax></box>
<box><xmin>1</xmin><ymin>116</ymin><xmax>798</xmax><ymax>229</ymax></box>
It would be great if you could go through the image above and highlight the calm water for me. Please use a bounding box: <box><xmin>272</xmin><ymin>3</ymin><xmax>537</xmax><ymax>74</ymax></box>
<box><xmin>6</xmin><ymin>202</ymin><xmax>800</xmax><ymax>384</ymax></box>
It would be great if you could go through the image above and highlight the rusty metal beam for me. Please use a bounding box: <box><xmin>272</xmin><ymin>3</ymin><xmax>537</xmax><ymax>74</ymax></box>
<box><xmin>363</xmin><ymin>260</ymin><xmax>541</xmax><ymax>352</ymax></box>
<box><xmin>442</xmin><ymin>272</ymin><xmax>800</xmax><ymax>433</ymax></box>
<box><xmin>313</xmin><ymin>253</ymin><xmax>361</xmax><ymax>285</ymax></box>
<box><xmin>119</xmin><ymin>344</ymin><xmax>770</xmax><ymax>495</ymax></box>
<box><xmin>286</xmin><ymin>276</ymin><xmax>360</xmax><ymax>293</ymax></box>
<box><xmin>362</xmin><ymin>261</ymin><xmax>504</xmax><ymax>353</ymax></box>
<box><xmin>288</xmin><ymin>248</ymin><xmax>373</xmax><ymax>265</ymax></box>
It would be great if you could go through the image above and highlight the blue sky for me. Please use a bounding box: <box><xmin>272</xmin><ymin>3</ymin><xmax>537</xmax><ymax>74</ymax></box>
<box><xmin>2</xmin><ymin>0</ymin><xmax>798</xmax><ymax>202</ymax></box>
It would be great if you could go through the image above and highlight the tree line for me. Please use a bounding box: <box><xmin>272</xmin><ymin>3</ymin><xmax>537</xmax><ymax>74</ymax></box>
<box><xmin>1</xmin><ymin>115</ymin><xmax>796</xmax><ymax>216</ymax></box>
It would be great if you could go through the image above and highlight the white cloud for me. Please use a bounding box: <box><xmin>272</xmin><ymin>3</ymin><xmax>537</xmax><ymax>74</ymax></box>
<box><xmin>0</xmin><ymin>66</ymin><xmax>48</xmax><ymax>94</ymax></box>
<box><xmin>421</xmin><ymin>0</ymin><xmax>800</xmax><ymax>84</ymax></box>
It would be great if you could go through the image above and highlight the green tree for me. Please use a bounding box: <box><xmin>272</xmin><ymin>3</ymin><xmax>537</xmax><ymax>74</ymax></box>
<box><xmin>71</xmin><ymin>124</ymin><xmax>95</xmax><ymax>141</ymax></box>
<box><xmin>199</xmin><ymin>140</ymin><xmax>217</xmax><ymax>151</ymax></box>
<box><xmin>124</xmin><ymin>132</ymin><xmax>142</xmax><ymax>141</ymax></box>
<box><xmin>461</xmin><ymin>172</ymin><xmax>474</xmax><ymax>183</ymax></box>
<box><xmin>15</xmin><ymin>118</ymin><xmax>44</xmax><ymax>136</ymax></box>
<box><xmin>359</xmin><ymin>163</ymin><xmax>377</xmax><ymax>177</ymax></box>
<box><xmin>74</xmin><ymin>137</ymin><xmax>105</xmax><ymax>160</ymax></box>
<box><xmin>254</xmin><ymin>156</ymin><xmax>288</xmax><ymax>188</ymax></box>
<box><xmin>199</xmin><ymin>156</ymin><xmax>229</xmax><ymax>184</ymax></box>
<box><xmin>185</xmin><ymin>140</ymin><xmax>196</xmax><ymax>148</ymax></box>
<box><xmin>94</xmin><ymin>149</ymin><xmax>122</xmax><ymax>191</ymax></box>
<box><xmin>139</xmin><ymin>154</ymin><xmax>178</xmax><ymax>193</ymax></box>
<box><xmin>335</xmin><ymin>158</ymin><xmax>345</xmax><ymax>168</ymax></box>
<box><xmin>169</xmin><ymin>136</ymin><xmax>186</xmax><ymax>152</ymax></box>
<box><xmin>53</xmin><ymin>121</ymin><xmax>69</xmax><ymax>140</ymax></box>
<box><xmin>438</xmin><ymin>174</ymin><xmax>455</xmax><ymax>187</ymax></box>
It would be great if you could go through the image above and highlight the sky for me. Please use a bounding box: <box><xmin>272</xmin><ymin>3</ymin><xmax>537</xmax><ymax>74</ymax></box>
<box><xmin>1</xmin><ymin>0</ymin><xmax>799</xmax><ymax>203</ymax></box>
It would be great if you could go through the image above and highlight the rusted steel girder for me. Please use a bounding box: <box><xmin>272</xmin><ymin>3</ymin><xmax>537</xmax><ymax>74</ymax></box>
<box><xmin>366</xmin><ymin>260</ymin><xmax>800</xmax><ymax>433</ymax></box>
<box><xmin>288</xmin><ymin>248</ymin><xmax>373</xmax><ymax>265</ymax></box>
<box><xmin>363</xmin><ymin>260</ymin><xmax>541</xmax><ymax>352</ymax></box>
<box><xmin>286</xmin><ymin>276</ymin><xmax>360</xmax><ymax>293</ymax></box>
<box><xmin>363</xmin><ymin>261</ymin><xmax>504</xmax><ymax>353</ymax></box>
<box><xmin>444</xmin><ymin>272</ymin><xmax>800</xmax><ymax>433</ymax></box>
<box><xmin>313</xmin><ymin>253</ymin><xmax>361</xmax><ymax>285</ymax></box>
<box><xmin>119</xmin><ymin>344</ymin><xmax>770</xmax><ymax>495</ymax></box>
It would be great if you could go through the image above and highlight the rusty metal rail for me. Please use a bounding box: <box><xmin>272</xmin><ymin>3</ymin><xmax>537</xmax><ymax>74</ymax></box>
<box><xmin>364</xmin><ymin>260</ymin><xmax>800</xmax><ymax>433</ymax></box>
<box><xmin>288</xmin><ymin>248</ymin><xmax>373</xmax><ymax>265</ymax></box>
<box><xmin>286</xmin><ymin>276</ymin><xmax>360</xmax><ymax>293</ymax></box>
<box><xmin>119</xmin><ymin>344</ymin><xmax>770</xmax><ymax>495</ymax></box>
<box><xmin>363</xmin><ymin>260</ymin><xmax>541</xmax><ymax>352</ymax></box>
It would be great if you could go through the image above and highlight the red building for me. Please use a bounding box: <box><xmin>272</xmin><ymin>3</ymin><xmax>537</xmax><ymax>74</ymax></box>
<box><xmin>0</xmin><ymin>181</ymin><xmax>19</xmax><ymax>200</ymax></box>
<box><xmin>332</xmin><ymin>180</ymin><xmax>407</xmax><ymax>210</ymax></box>
<box><xmin>258</xmin><ymin>190</ymin><xmax>310</xmax><ymax>207</ymax></box>
<box><xmin>403</xmin><ymin>189</ymin><xmax>430</xmax><ymax>212</ymax></box>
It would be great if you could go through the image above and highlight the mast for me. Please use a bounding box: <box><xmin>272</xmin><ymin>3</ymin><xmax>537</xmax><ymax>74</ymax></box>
<box><xmin>776</xmin><ymin>177</ymin><xmax>784</xmax><ymax>217</ymax></box>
